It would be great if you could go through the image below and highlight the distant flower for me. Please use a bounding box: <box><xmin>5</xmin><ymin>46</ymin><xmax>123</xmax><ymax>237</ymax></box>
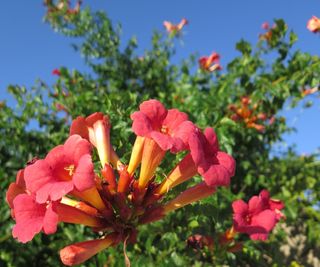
<box><xmin>52</xmin><ymin>69</ymin><xmax>61</xmax><ymax>76</ymax></box>
<box><xmin>302</xmin><ymin>87</ymin><xmax>318</xmax><ymax>96</ymax></box>
<box><xmin>259</xmin><ymin>21</ymin><xmax>275</xmax><ymax>42</ymax></box>
<box><xmin>187</xmin><ymin>234</ymin><xmax>214</xmax><ymax>250</ymax></box>
<box><xmin>229</xmin><ymin>96</ymin><xmax>269</xmax><ymax>132</ymax></box>
<box><xmin>232</xmin><ymin>190</ymin><xmax>285</xmax><ymax>241</ymax></box>
<box><xmin>307</xmin><ymin>16</ymin><xmax>320</xmax><ymax>33</ymax></box>
<box><xmin>199</xmin><ymin>52</ymin><xmax>222</xmax><ymax>72</ymax></box>
<box><xmin>261</xmin><ymin>22</ymin><xmax>270</xmax><ymax>30</ymax></box>
<box><xmin>163</xmin><ymin>18</ymin><xmax>188</xmax><ymax>34</ymax></box>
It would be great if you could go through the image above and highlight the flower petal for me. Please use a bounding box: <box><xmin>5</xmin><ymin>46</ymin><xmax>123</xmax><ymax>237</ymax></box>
<box><xmin>73</xmin><ymin>154</ymin><xmax>95</xmax><ymax>191</ymax></box>
<box><xmin>70</xmin><ymin>116</ymin><xmax>89</xmax><ymax>140</ymax></box>
<box><xmin>24</xmin><ymin>159</ymin><xmax>53</xmax><ymax>196</ymax></box>
<box><xmin>139</xmin><ymin>99</ymin><xmax>167</xmax><ymax>129</ymax></box>
<box><xmin>131</xmin><ymin>111</ymin><xmax>153</xmax><ymax>137</ymax></box>
<box><xmin>12</xmin><ymin>194</ymin><xmax>58</xmax><ymax>243</ymax></box>
<box><xmin>150</xmin><ymin>131</ymin><xmax>173</xmax><ymax>151</ymax></box>
<box><xmin>200</xmin><ymin>164</ymin><xmax>231</xmax><ymax>187</ymax></box>
<box><xmin>216</xmin><ymin>152</ymin><xmax>236</xmax><ymax>177</ymax></box>
<box><xmin>163</xmin><ymin>109</ymin><xmax>188</xmax><ymax>131</ymax></box>
<box><xmin>64</xmin><ymin>135</ymin><xmax>92</xmax><ymax>164</ymax></box>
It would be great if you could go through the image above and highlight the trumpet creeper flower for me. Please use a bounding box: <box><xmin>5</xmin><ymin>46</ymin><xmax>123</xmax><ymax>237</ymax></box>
<box><xmin>24</xmin><ymin>134</ymin><xmax>95</xmax><ymax>203</ymax></box>
<box><xmin>232</xmin><ymin>190</ymin><xmax>285</xmax><ymax>240</ymax></box>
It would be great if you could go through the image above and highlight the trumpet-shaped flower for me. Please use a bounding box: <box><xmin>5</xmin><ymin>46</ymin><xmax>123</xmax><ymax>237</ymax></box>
<box><xmin>307</xmin><ymin>16</ymin><xmax>320</xmax><ymax>33</ymax></box>
<box><xmin>199</xmin><ymin>52</ymin><xmax>222</xmax><ymax>72</ymax></box>
<box><xmin>70</xmin><ymin>112</ymin><xmax>121</xmax><ymax>169</ymax></box>
<box><xmin>163</xmin><ymin>18</ymin><xmax>188</xmax><ymax>34</ymax></box>
<box><xmin>60</xmin><ymin>233</ymin><xmax>120</xmax><ymax>266</ymax></box>
<box><xmin>302</xmin><ymin>87</ymin><xmax>318</xmax><ymax>96</ymax></box>
<box><xmin>131</xmin><ymin>99</ymin><xmax>194</xmax><ymax>153</ymax></box>
<box><xmin>189</xmin><ymin>128</ymin><xmax>235</xmax><ymax>187</ymax></box>
<box><xmin>130</xmin><ymin>99</ymin><xmax>195</xmax><ymax>190</ymax></box>
<box><xmin>24</xmin><ymin>134</ymin><xmax>95</xmax><ymax>203</ymax></box>
<box><xmin>232</xmin><ymin>190</ymin><xmax>284</xmax><ymax>241</ymax></box>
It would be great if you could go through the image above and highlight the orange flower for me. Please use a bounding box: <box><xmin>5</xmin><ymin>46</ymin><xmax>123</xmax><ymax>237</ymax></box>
<box><xmin>229</xmin><ymin>96</ymin><xmax>268</xmax><ymax>132</ymax></box>
<box><xmin>302</xmin><ymin>87</ymin><xmax>318</xmax><ymax>96</ymax></box>
<box><xmin>307</xmin><ymin>16</ymin><xmax>320</xmax><ymax>33</ymax></box>
<box><xmin>60</xmin><ymin>233</ymin><xmax>120</xmax><ymax>266</ymax></box>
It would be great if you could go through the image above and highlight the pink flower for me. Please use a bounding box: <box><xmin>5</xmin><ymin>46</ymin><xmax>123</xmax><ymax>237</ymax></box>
<box><xmin>52</xmin><ymin>69</ymin><xmax>61</xmax><ymax>76</ymax></box>
<box><xmin>199</xmin><ymin>52</ymin><xmax>222</xmax><ymax>72</ymax></box>
<box><xmin>261</xmin><ymin>22</ymin><xmax>270</xmax><ymax>30</ymax></box>
<box><xmin>24</xmin><ymin>135</ymin><xmax>95</xmax><ymax>203</ymax></box>
<box><xmin>307</xmin><ymin>16</ymin><xmax>320</xmax><ymax>33</ymax></box>
<box><xmin>131</xmin><ymin>99</ymin><xmax>195</xmax><ymax>153</ymax></box>
<box><xmin>232</xmin><ymin>190</ymin><xmax>284</xmax><ymax>241</ymax></box>
<box><xmin>163</xmin><ymin>18</ymin><xmax>188</xmax><ymax>34</ymax></box>
<box><xmin>188</xmin><ymin>128</ymin><xmax>236</xmax><ymax>187</ymax></box>
<box><xmin>12</xmin><ymin>194</ymin><xmax>59</xmax><ymax>243</ymax></box>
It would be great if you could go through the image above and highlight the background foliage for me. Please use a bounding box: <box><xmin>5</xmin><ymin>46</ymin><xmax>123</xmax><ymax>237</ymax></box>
<box><xmin>1</xmin><ymin>2</ymin><xmax>319</xmax><ymax>266</ymax></box>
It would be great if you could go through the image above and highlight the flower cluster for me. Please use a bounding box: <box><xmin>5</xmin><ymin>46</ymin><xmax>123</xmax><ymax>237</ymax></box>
<box><xmin>6</xmin><ymin>99</ymin><xmax>235</xmax><ymax>266</ymax></box>
<box><xmin>259</xmin><ymin>22</ymin><xmax>274</xmax><ymax>42</ymax></box>
<box><xmin>199</xmin><ymin>52</ymin><xmax>222</xmax><ymax>72</ymax></box>
<box><xmin>228</xmin><ymin>96</ymin><xmax>273</xmax><ymax>132</ymax></box>
<box><xmin>44</xmin><ymin>0</ymin><xmax>81</xmax><ymax>20</ymax></box>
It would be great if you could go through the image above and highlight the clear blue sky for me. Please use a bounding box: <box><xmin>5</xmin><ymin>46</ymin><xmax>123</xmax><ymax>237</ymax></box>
<box><xmin>0</xmin><ymin>1</ymin><xmax>319</xmax><ymax>155</ymax></box>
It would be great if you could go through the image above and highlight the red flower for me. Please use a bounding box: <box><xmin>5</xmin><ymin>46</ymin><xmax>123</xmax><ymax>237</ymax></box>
<box><xmin>12</xmin><ymin>194</ymin><xmax>59</xmax><ymax>243</ymax></box>
<box><xmin>52</xmin><ymin>69</ymin><xmax>61</xmax><ymax>76</ymax></box>
<box><xmin>232</xmin><ymin>190</ymin><xmax>284</xmax><ymax>241</ymax></box>
<box><xmin>307</xmin><ymin>16</ymin><xmax>320</xmax><ymax>33</ymax></box>
<box><xmin>24</xmin><ymin>135</ymin><xmax>95</xmax><ymax>203</ymax></box>
<box><xmin>189</xmin><ymin>128</ymin><xmax>236</xmax><ymax>187</ymax></box>
<box><xmin>199</xmin><ymin>52</ymin><xmax>222</xmax><ymax>72</ymax></box>
<box><xmin>131</xmin><ymin>99</ymin><xmax>195</xmax><ymax>153</ymax></box>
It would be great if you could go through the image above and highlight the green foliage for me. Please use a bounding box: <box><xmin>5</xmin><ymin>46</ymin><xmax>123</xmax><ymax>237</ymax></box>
<box><xmin>1</xmin><ymin>2</ymin><xmax>319</xmax><ymax>266</ymax></box>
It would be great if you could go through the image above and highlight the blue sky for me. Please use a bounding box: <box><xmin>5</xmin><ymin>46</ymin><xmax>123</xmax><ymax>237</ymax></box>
<box><xmin>0</xmin><ymin>1</ymin><xmax>319</xmax><ymax>155</ymax></box>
